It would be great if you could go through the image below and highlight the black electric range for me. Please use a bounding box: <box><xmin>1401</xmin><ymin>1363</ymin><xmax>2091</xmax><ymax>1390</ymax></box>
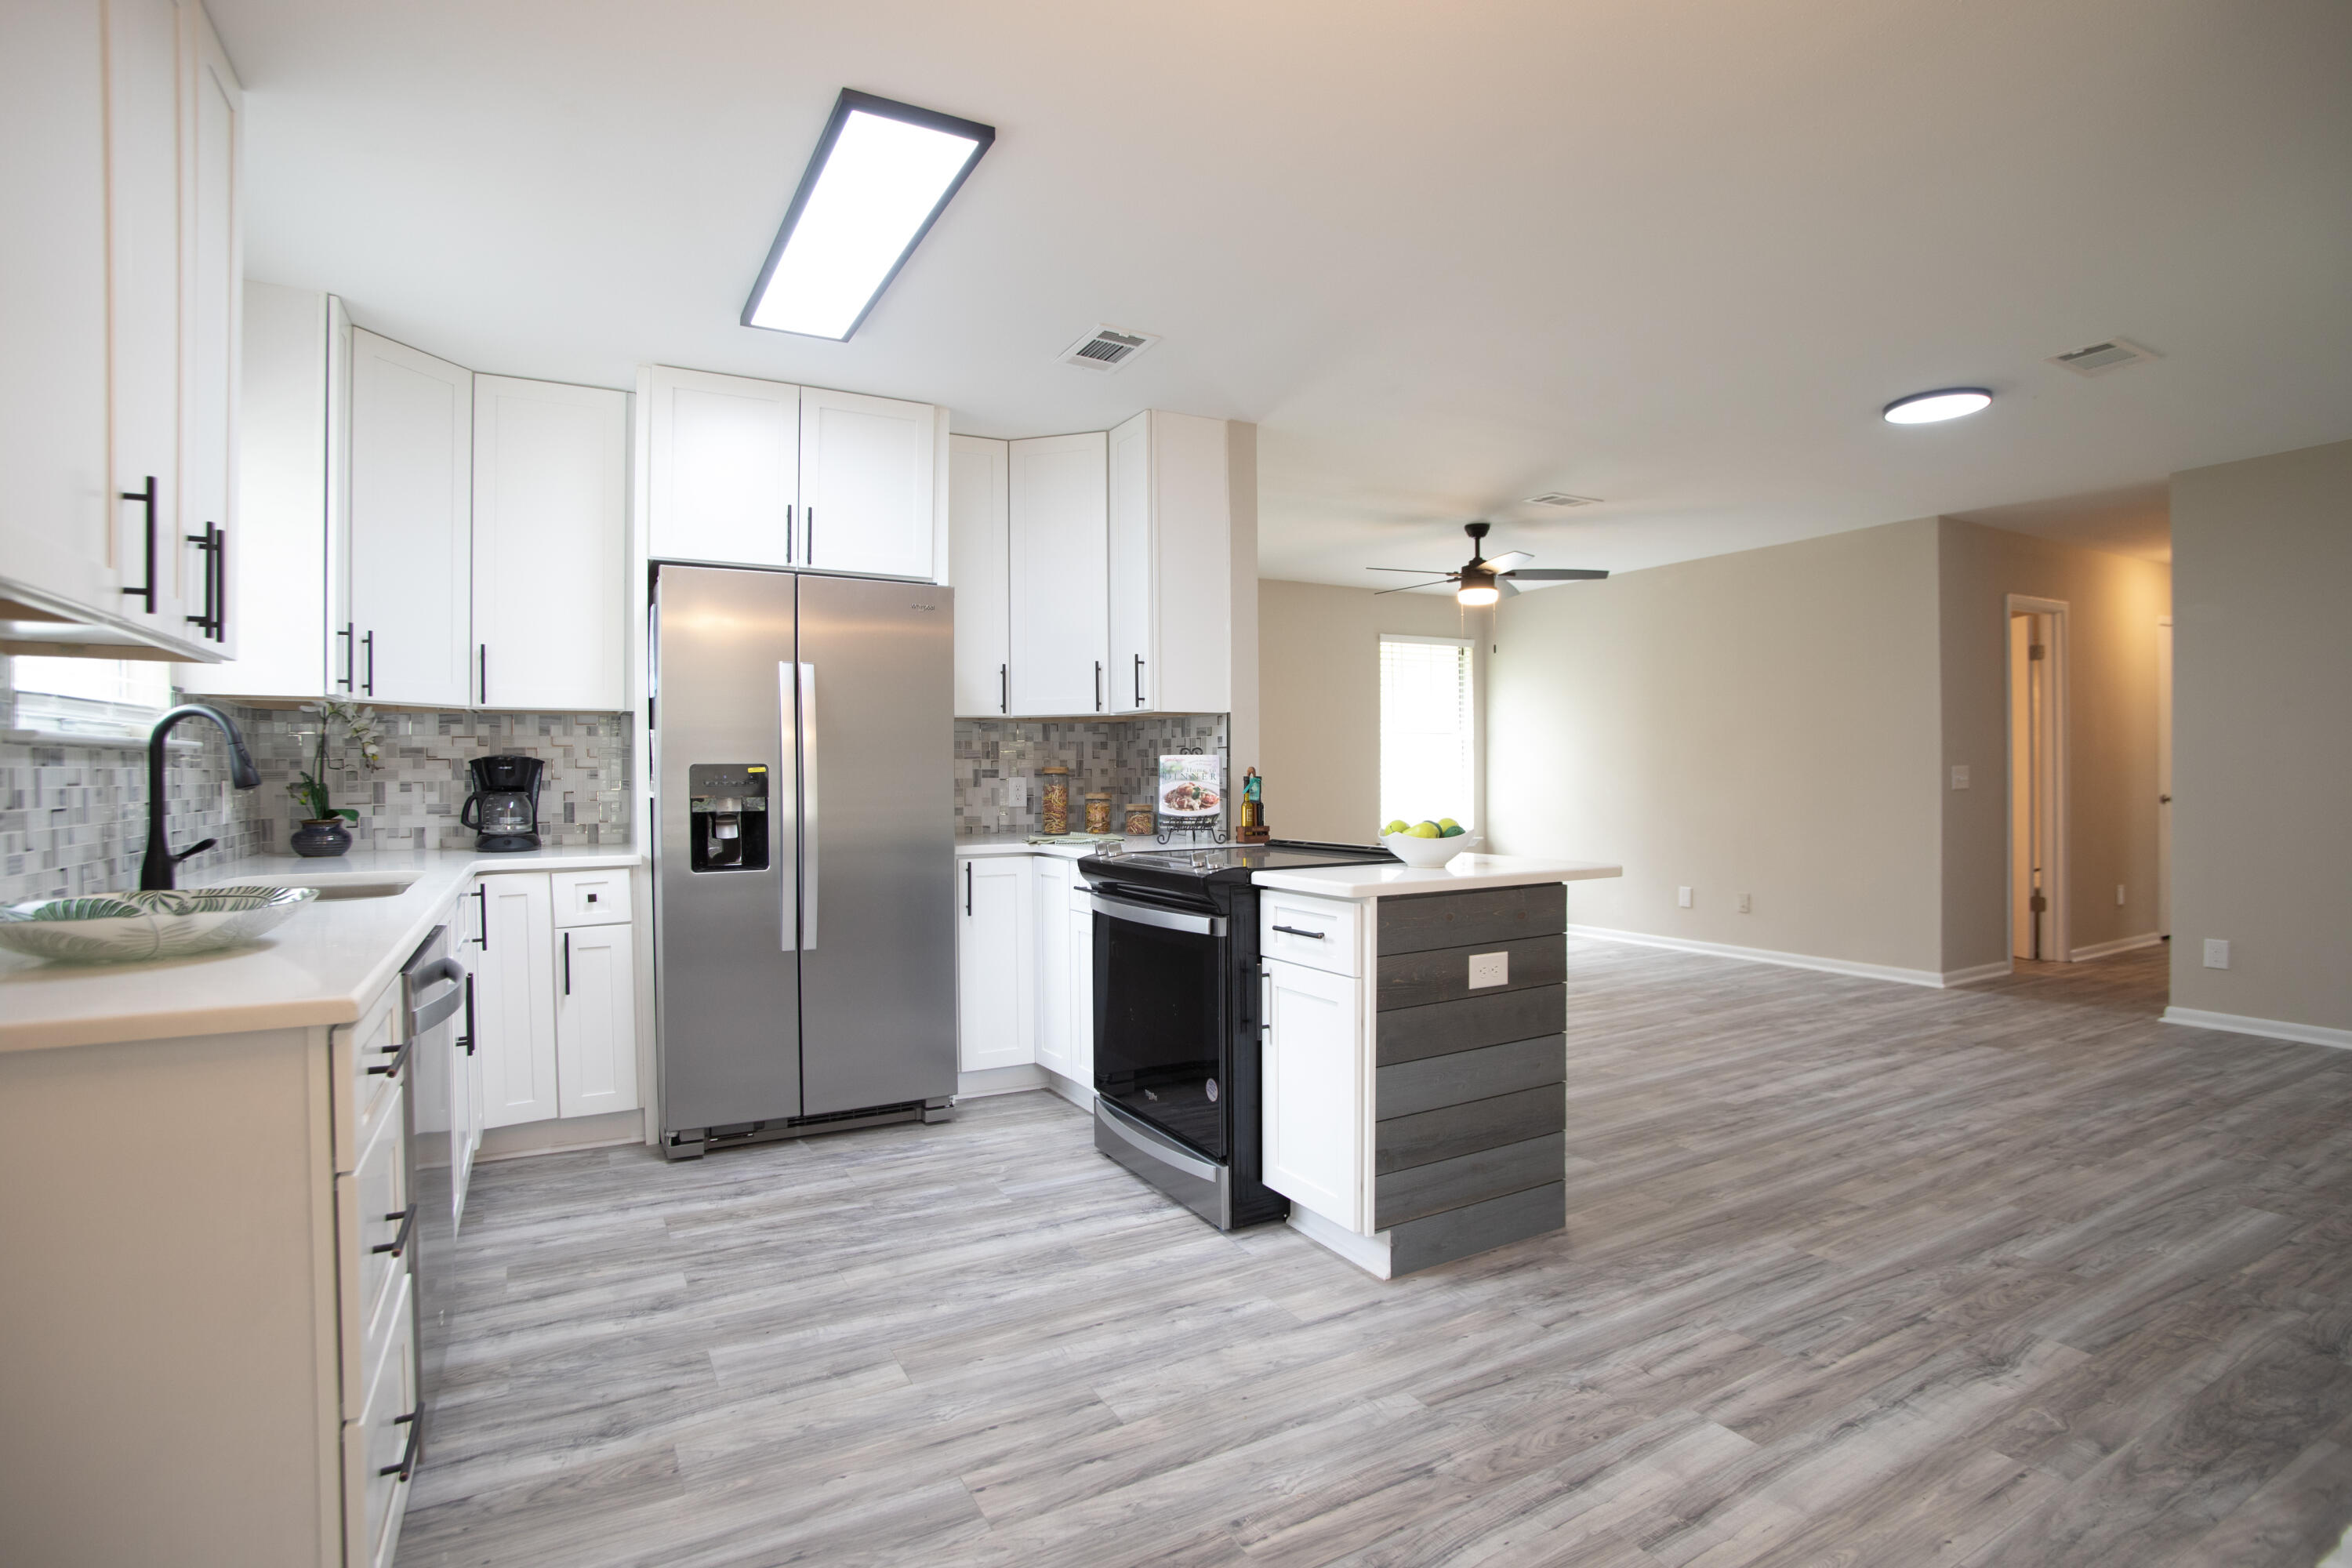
<box><xmin>1077</xmin><ymin>839</ymin><xmax>1394</xmax><ymax>1229</ymax></box>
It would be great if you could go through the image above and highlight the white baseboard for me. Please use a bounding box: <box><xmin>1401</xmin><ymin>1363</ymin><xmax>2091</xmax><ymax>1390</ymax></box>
<box><xmin>1567</xmin><ymin>924</ymin><xmax>1953</xmax><ymax>989</ymax></box>
<box><xmin>2071</xmin><ymin>931</ymin><xmax>2164</xmax><ymax>962</ymax></box>
<box><xmin>2161</xmin><ymin>1006</ymin><xmax>2352</xmax><ymax>1051</ymax></box>
<box><xmin>1040</xmin><ymin>1066</ymin><xmax>1095</xmax><ymax>1114</ymax></box>
<box><xmin>1941</xmin><ymin>960</ymin><xmax>2014</xmax><ymax>986</ymax></box>
<box><xmin>957</xmin><ymin>1063</ymin><xmax>1048</xmax><ymax>1098</ymax></box>
<box><xmin>475</xmin><ymin>1109</ymin><xmax>646</xmax><ymax>1164</ymax></box>
<box><xmin>1287</xmin><ymin>1201</ymin><xmax>1392</xmax><ymax>1280</ymax></box>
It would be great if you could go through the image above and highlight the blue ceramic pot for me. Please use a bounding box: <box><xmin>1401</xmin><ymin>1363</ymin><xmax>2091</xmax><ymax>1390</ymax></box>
<box><xmin>290</xmin><ymin>818</ymin><xmax>352</xmax><ymax>858</ymax></box>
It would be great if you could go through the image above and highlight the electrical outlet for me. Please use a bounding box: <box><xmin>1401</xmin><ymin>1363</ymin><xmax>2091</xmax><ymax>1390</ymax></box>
<box><xmin>1951</xmin><ymin>764</ymin><xmax>1970</xmax><ymax>790</ymax></box>
<box><xmin>1468</xmin><ymin>951</ymin><xmax>1509</xmax><ymax>989</ymax></box>
<box><xmin>2203</xmin><ymin>938</ymin><xmax>2230</xmax><ymax>970</ymax></box>
<box><xmin>2116</xmin><ymin>884</ymin><xmax>2126</xmax><ymax>906</ymax></box>
<box><xmin>1006</xmin><ymin>778</ymin><xmax>1029</xmax><ymax>809</ymax></box>
<box><xmin>1677</xmin><ymin>886</ymin><xmax>1693</xmax><ymax>909</ymax></box>
<box><xmin>1737</xmin><ymin>892</ymin><xmax>1752</xmax><ymax>914</ymax></box>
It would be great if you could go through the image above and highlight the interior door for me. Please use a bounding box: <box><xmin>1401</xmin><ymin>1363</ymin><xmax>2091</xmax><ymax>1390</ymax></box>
<box><xmin>1008</xmin><ymin>431</ymin><xmax>1109</xmax><ymax>716</ymax></box>
<box><xmin>795</xmin><ymin>572</ymin><xmax>957</xmax><ymax>1115</ymax></box>
<box><xmin>2157</xmin><ymin>618</ymin><xmax>2172</xmax><ymax>938</ymax></box>
<box><xmin>471</xmin><ymin>375</ymin><xmax>628</xmax><ymax>710</ymax></box>
<box><xmin>350</xmin><ymin>330</ymin><xmax>472</xmax><ymax>706</ymax></box>
<box><xmin>798</xmin><ymin>387</ymin><xmax>935</xmax><ymax>579</ymax></box>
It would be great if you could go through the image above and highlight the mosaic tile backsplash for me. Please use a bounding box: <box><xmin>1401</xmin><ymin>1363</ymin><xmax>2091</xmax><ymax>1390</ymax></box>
<box><xmin>1</xmin><ymin>655</ymin><xmax>630</xmax><ymax>906</ymax></box>
<box><xmin>955</xmin><ymin>713</ymin><xmax>1229</xmax><ymax>837</ymax></box>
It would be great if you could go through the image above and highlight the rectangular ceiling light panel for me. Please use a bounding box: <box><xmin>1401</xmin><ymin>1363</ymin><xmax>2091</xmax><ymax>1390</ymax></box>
<box><xmin>743</xmin><ymin>89</ymin><xmax>996</xmax><ymax>341</ymax></box>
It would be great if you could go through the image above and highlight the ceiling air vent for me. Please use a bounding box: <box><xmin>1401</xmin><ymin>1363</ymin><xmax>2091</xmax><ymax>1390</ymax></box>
<box><xmin>2048</xmin><ymin>337</ymin><xmax>2158</xmax><ymax>377</ymax></box>
<box><xmin>1525</xmin><ymin>492</ymin><xmax>1602</xmax><ymax>508</ymax></box>
<box><xmin>1062</xmin><ymin>325</ymin><xmax>1160</xmax><ymax>372</ymax></box>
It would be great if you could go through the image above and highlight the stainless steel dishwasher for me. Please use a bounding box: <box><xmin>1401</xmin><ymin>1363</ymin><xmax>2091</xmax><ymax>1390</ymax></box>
<box><xmin>397</xmin><ymin>924</ymin><xmax>470</xmax><ymax>1473</ymax></box>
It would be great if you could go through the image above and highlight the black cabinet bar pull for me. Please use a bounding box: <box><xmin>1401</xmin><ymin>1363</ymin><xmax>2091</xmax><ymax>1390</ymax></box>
<box><xmin>371</xmin><ymin>1204</ymin><xmax>418</xmax><ymax>1258</ymax></box>
<box><xmin>119</xmin><ymin>477</ymin><xmax>157</xmax><ymax>612</ymax></box>
<box><xmin>478</xmin><ymin>643</ymin><xmax>488</xmax><ymax>706</ymax></box>
<box><xmin>562</xmin><ymin>930</ymin><xmax>572</xmax><ymax>996</ymax></box>
<box><xmin>1271</xmin><ymin>924</ymin><xmax>1327</xmax><ymax>940</ymax></box>
<box><xmin>786</xmin><ymin>503</ymin><xmax>795</xmax><ymax>564</ymax></box>
<box><xmin>999</xmin><ymin>662</ymin><xmax>1007</xmax><ymax>715</ymax></box>
<box><xmin>459</xmin><ymin>971</ymin><xmax>476</xmax><ymax>1055</ymax></box>
<box><xmin>380</xmin><ymin>1411</ymin><xmax>422</xmax><ymax>1481</ymax></box>
<box><xmin>361</xmin><ymin>631</ymin><xmax>375</xmax><ymax>695</ymax></box>
<box><xmin>964</xmin><ymin>861</ymin><xmax>973</xmax><ymax>915</ymax></box>
<box><xmin>1094</xmin><ymin>660</ymin><xmax>1102</xmax><ymax>712</ymax></box>
<box><xmin>365</xmin><ymin>1036</ymin><xmax>413</xmax><ymax>1080</ymax></box>
<box><xmin>184</xmin><ymin>522</ymin><xmax>220</xmax><ymax>637</ymax></box>
<box><xmin>213</xmin><ymin>526</ymin><xmax>228</xmax><ymax>642</ymax></box>
<box><xmin>1134</xmin><ymin>654</ymin><xmax>1145</xmax><ymax>707</ymax></box>
<box><xmin>337</xmin><ymin>624</ymin><xmax>354</xmax><ymax>691</ymax></box>
<box><xmin>804</xmin><ymin>507</ymin><xmax>813</xmax><ymax>563</ymax></box>
<box><xmin>473</xmin><ymin>884</ymin><xmax>488</xmax><ymax>949</ymax></box>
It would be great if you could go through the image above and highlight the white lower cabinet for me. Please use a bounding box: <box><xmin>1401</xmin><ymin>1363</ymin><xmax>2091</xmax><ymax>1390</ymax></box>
<box><xmin>1261</xmin><ymin>956</ymin><xmax>1367</xmax><ymax>1232</ymax></box>
<box><xmin>472</xmin><ymin>869</ymin><xmax>640</xmax><ymax>1128</ymax></box>
<box><xmin>1034</xmin><ymin>856</ymin><xmax>1073</xmax><ymax>1078</ymax></box>
<box><xmin>1067</xmin><ymin>883</ymin><xmax>1094</xmax><ymax>1087</ymax></box>
<box><xmin>956</xmin><ymin>854</ymin><xmax>1034</xmax><ymax>1071</ymax></box>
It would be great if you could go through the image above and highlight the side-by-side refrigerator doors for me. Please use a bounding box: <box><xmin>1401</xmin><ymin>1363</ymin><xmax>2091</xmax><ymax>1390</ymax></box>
<box><xmin>654</xmin><ymin>564</ymin><xmax>803</xmax><ymax>1132</ymax></box>
<box><xmin>795</xmin><ymin>572</ymin><xmax>957</xmax><ymax>1115</ymax></box>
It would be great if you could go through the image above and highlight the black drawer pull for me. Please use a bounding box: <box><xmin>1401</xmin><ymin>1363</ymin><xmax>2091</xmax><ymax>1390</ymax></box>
<box><xmin>1271</xmin><ymin>924</ymin><xmax>1327</xmax><ymax>940</ymax></box>
<box><xmin>380</xmin><ymin>1410</ymin><xmax>421</xmax><ymax>1481</ymax></box>
<box><xmin>371</xmin><ymin>1204</ymin><xmax>417</xmax><ymax>1259</ymax></box>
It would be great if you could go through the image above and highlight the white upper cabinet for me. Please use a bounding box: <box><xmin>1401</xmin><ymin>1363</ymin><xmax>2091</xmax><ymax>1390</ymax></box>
<box><xmin>0</xmin><ymin>3</ymin><xmax>114</xmax><ymax>619</ymax></box>
<box><xmin>949</xmin><ymin>434</ymin><xmax>1011</xmax><ymax>717</ymax></box>
<box><xmin>471</xmin><ymin>376</ymin><xmax>629</xmax><ymax>711</ymax></box>
<box><xmin>1108</xmin><ymin>410</ymin><xmax>1231</xmax><ymax>714</ymax></box>
<box><xmin>644</xmin><ymin>365</ymin><xmax>797</xmax><ymax>569</ymax></box>
<box><xmin>179</xmin><ymin>9</ymin><xmax>244</xmax><ymax>658</ymax></box>
<box><xmin>350</xmin><ymin>330</ymin><xmax>473</xmax><ymax>707</ymax></box>
<box><xmin>800</xmin><ymin>387</ymin><xmax>936</xmax><ymax>579</ymax></box>
<box><xmin>1008</xmin><ymin>432</ymin><xmax>1110</xmax><ymax>717</ymax></box>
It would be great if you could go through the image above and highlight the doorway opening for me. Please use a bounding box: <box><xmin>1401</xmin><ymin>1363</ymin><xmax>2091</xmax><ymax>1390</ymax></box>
<box><xmin>2156</xmin><ymin>617</ymin><xmax>2172</xmax><ymax>940</ymax></box>
<box><xmin>2007</xmin><ymin>597</ymin><xmax>2068</xmax><ymax>962</ymax></box>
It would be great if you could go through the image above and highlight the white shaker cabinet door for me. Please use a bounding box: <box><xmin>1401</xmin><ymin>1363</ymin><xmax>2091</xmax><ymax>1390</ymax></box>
<box><xmin>1007</xmin><ymin>431</ymin><xmax>1109</xmax><ymax>717</ymax></box>
<box><xmin>956</xmin><ymin>855</ymin><xmax>1034</xmax><ymax>1071</ymax></box>
<box><xmin>0</xmin><ymin>2</ymin><xmax>114</xmax><ymax>617</ymax></box>
<box><xmin>1262</xmin><ymin>956</ymin><xmax>1366</xmax><ymax>1232</ymax></box>
<box><xmin>644</xmin><ymin>365</ymin><xmax>798</xmax><ymax>568</ymax></box>
<box><xmin>555</xmin><ymin>920</ymin><xmax>639</xmax><ymax>1119</ymax></box>
<box><xmin>1033</xmin><ymin>857</ymin><xmax>1071</xmax><ymax>1079</ymax></box>
<box><xmin>949</xmin><ymin>434</ymin><xmax>1011</xmax><ymax>717</ymax></box>
<box><xmin>473</xmin><ymin>874</ymin><xmax>559</xmax><ymax>1127</ymax></box>
<box><xmin>471</xmin><ymin>375</ymin><xmax>629</xmax><ymax>711</ymax></box>
<box><xmin>1106</xmin><ymin>410</ymin><xmax>1231</xmax><ymax>715</ymax></box>
<box><xmin>799</xmin><ymin>385</ymin><xmax>935</xmax><ymax>580</ymax></box>
<box><xmin>180</xmin><ymin>10</ymin><xmax>243</xmax><ymax>659</ymax></box>
<box><xmin>1067</xmin><ymin>886</ymin><xmax>1094</xmax><ymax>1090</ymax></box>
<box><xmin>350</xmin><ymin>329</ymin><xmax>473</xmax><ymax>707</ymax></box>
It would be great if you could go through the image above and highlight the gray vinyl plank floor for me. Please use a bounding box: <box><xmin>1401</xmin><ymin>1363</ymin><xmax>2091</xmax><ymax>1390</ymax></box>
<box><xmin>396</xmin><ymin>939</ymin><xmax>2352</xmax><ymax>1568</ymax></box>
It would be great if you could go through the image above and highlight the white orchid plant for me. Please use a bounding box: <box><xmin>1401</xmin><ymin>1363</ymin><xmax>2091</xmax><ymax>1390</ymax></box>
<box><xmin>289</xmin><ymin>699</ymin><xmax>387</xmax><ymax>823</ymax></box>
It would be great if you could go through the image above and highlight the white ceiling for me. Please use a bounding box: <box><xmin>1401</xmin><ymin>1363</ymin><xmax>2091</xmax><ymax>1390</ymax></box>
<box><xmin>212</xmin><ymin>0</ymin><xmax>2352</xmax><ymax>587</ymax></box>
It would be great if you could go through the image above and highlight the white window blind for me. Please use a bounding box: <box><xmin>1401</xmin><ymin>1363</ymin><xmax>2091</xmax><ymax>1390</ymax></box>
<box><xmin>6</xmin><ymin>657</ymin><xmax>172</xmax><ymax>739</ymax></box>
<box><xmin>1379</xmin><ymin>635</ymin><xmax>1475</xmax><ymax>831</ymax></box>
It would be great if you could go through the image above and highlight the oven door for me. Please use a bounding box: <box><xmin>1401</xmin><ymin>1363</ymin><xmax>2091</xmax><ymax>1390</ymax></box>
<box><xmin>1091</xmin><ymin>891</ymin><xmax>1229</xmax><ymax>1161</ymax></box>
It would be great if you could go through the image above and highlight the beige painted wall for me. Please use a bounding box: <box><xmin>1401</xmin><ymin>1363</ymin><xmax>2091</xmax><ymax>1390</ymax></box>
<box><xmin>1936</xmin><ymin>520</ymin><xmax>2172</xmax><ymax>973</ymax></box>
<box><xmin>2168</xmin><ymin>438</ymin><xmax>2352</xmax><ymax>1033</ymax></box>
<box><xmin>1485</xmin><ymin>518</ymin><xmax>1947</xmax><ymax>976</ymax></box>
<box><xmin>1257</xmin><ymin>579</ymin><xmax>1490</xmax><ymax>844</ymax></box>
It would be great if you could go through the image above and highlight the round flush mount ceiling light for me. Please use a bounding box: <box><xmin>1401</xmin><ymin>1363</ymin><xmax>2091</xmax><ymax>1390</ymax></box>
<box><xmin>1882</xmin><ymin>387</ymin><xmax>1993</xmax><ymax>424</ymax></box>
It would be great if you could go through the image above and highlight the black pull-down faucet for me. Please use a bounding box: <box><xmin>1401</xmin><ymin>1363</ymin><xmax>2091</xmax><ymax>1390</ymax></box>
<box><xmin>140</xmin><ymin>703</ymin><xmax>263</xmax><ymax>891</ymax></box>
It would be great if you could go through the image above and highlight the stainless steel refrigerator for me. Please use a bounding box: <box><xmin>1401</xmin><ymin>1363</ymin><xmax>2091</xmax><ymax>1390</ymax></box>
<box><xmin>652</xmin><ymin>564</ymin><xmax>956</xmax><ymax>1157</ymax></box>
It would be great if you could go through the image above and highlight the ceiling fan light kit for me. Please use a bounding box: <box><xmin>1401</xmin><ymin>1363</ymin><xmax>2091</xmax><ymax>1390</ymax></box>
<box><xmin>1367</xmin><ymin>521</ymin><xmax>1609</xmax><ymax>601</ymax></box>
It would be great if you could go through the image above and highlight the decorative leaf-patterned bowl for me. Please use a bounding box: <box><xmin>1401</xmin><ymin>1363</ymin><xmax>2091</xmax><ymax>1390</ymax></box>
<box><xmin>0</xmin><ymin>885</ymin><xmax>320</xmax><ymax>964</ymax></box>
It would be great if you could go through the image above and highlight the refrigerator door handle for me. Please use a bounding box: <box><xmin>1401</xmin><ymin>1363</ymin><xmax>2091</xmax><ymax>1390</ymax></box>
<box><xmin>798</xmin><ymin>661</ymin><xmax>818</xmax><ymax>950</ymax></box>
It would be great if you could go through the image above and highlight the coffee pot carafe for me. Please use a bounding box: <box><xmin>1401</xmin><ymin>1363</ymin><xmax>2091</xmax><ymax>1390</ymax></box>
<box><xmin>460</xmin><ymin>753</ymin><xmax>546</xmax><ymax>852</ymax></box>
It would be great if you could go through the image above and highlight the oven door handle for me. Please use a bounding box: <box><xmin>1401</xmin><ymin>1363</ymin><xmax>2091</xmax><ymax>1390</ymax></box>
<box><xmin>1089</xmin><ymin>895</ymin><xmax>1226</xmax><ymax>938</ymax></box>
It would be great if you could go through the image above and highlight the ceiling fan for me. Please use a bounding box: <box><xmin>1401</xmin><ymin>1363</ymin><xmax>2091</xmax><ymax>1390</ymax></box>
<box><xmin>1367</xmin><ymin>521</ymin><xmax>1609</xmax><ymax>606</ymax></box>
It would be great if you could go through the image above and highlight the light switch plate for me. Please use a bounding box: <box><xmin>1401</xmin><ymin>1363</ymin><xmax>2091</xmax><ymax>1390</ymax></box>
<box><xmin>1737</xmin><ymin>892</ymin><xmax>1752</xmax><ymax>914</ymax></box>
<box><xmin>1677</xmin><ymin>886</ymin><xmax>1693</xmax><ymax>909</ymax></box>
<box><xmin>2203</xmin><ymin>938</ymin><xmax>2230</xmax><ymax>970</ymax></box>
<box><xmin>1468</xmin><ymin>951</ymin><xmax>1508</xmax><ymax>989</ymax></box>
<box><xmin>1951</xmin><ymin>764</ymin><xmax>1971</xmax><ymax>790</ymax></box>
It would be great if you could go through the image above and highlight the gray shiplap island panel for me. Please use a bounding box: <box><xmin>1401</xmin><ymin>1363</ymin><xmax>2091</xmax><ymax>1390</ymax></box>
<box><xmin>1367</xmin><ymin>883</ymin><xmax>1569</xmax><ymax>1275</ymax></box>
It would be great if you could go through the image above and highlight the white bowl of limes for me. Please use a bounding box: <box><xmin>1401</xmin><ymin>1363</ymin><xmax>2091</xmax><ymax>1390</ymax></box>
<box><xmin>1381</xmin><ymin>818</ymin><xmax>1475</xmax><ymax>868</ymax></box>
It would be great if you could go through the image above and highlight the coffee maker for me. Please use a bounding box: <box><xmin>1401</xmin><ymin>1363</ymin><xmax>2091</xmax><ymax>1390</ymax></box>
<box><xmin>461</xmin><ymin>754</ymin><xmax>546</xmax><ymax>852</ymax></box>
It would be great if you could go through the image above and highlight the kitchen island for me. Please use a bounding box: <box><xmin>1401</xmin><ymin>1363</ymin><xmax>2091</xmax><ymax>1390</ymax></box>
<box><xmin>1251</xmin><ymin>851</ymin><xmax>1621</xmax><ymax>1278</ymax></box>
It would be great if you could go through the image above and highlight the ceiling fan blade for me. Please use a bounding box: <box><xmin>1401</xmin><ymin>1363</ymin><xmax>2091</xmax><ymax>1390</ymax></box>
<box><xmin>1504</xmin><ymin>568</ymin><xmax>1610</xmax><ymax>581</ymax></box>
<box><xmin>1497</xmin><ymin>575</ymin><xmax>1520</xmax><ymax>599</ymax></box>
<box><xmin>1486</xmin><ymin>550</ymin><xmax>1534</xmax><ymax>572</ymax></box>
<box><xmin>1365</xmin><ymin>566</ymin><xmax>1458</xmax><ymax>574</ymax></box>
<box><xmin>1373</xmin><ymin>579</ymin><xmax>1453</xmax><ymax>596</ymax></box>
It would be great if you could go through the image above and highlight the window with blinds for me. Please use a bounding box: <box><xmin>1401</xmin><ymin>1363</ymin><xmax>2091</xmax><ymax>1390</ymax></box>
<box><xmin>6</xmin><ymin>656</ymin><xmax>173</xmax><ymax>739</ymax></box>
<box><xmin>1378</xmin><ymin>635</ymin><xmax>1475</xmax><ymax>832</ymax></box>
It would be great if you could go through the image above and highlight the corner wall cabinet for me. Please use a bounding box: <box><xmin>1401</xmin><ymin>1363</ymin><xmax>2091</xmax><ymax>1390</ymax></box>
<box><xmin>1</xmin><ymin>0</ymin><xmax>241</xmax><ymax>662</ymax></box>
<box><xmin>949</xmin><ymin>434</ymin><xmax>1011</xmax><ymax>717</ymax></box>
<box><xmin>642</xmin><ymin>365</ymin><xmax>941</xmax><ymax>582</ymax></box>
<box><xmin>348</xmin><ymin>330</ymin><xmax>473</xmax><ymax>708</ymax></box>
<box><xmin>1007</xmin><ymin>432</ymin><xmax>1111</xmax><ymax>716</ymax></box>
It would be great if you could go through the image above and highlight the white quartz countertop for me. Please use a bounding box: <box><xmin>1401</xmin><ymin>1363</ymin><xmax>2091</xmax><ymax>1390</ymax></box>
<box><xmin>955</xmin><ymin>833</ymin><xmax>1160</xmax><ymax>861</ymax></box>
<box><xmin>1251</xmin><ymin>852</ymin><xmax>1622</xmax><ymax>900</ymax></box>
<box><xmin>0</xmin><ymin>845</ymin><xmax>641</xmax><ymax>1054</ymax></box>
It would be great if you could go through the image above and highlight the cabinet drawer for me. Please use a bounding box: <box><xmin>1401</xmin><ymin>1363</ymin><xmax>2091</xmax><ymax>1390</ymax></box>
<box><xmin>345</xmin><ymin>1270</ymin><xmax>416</xmax><ymax>1568</ymax></box>
<box><xmin>1261</xmin><ymin>891</ymin><xmax>1360</xmax><ymax>977</ymax></box>
<box><xmin>336</xmin><ymin>1080</ymin><xmax>411</xmax><ymax>1416</ymax></box>
<box><xmin>551</xmin><ymin>867</ymin><xmax>631</xmax><ymax>927</ymax></box>
<box><xmin>334</xmin><ymin>978</ymin><xmax>404</xmax><ymax>1173</ymax></box>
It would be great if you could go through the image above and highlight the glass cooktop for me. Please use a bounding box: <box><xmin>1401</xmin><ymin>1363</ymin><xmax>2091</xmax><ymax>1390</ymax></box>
<box><xmin>1101</xmin><ymin>841</ymin><xmax>1393</xmax><ymax>879</ymax></box>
